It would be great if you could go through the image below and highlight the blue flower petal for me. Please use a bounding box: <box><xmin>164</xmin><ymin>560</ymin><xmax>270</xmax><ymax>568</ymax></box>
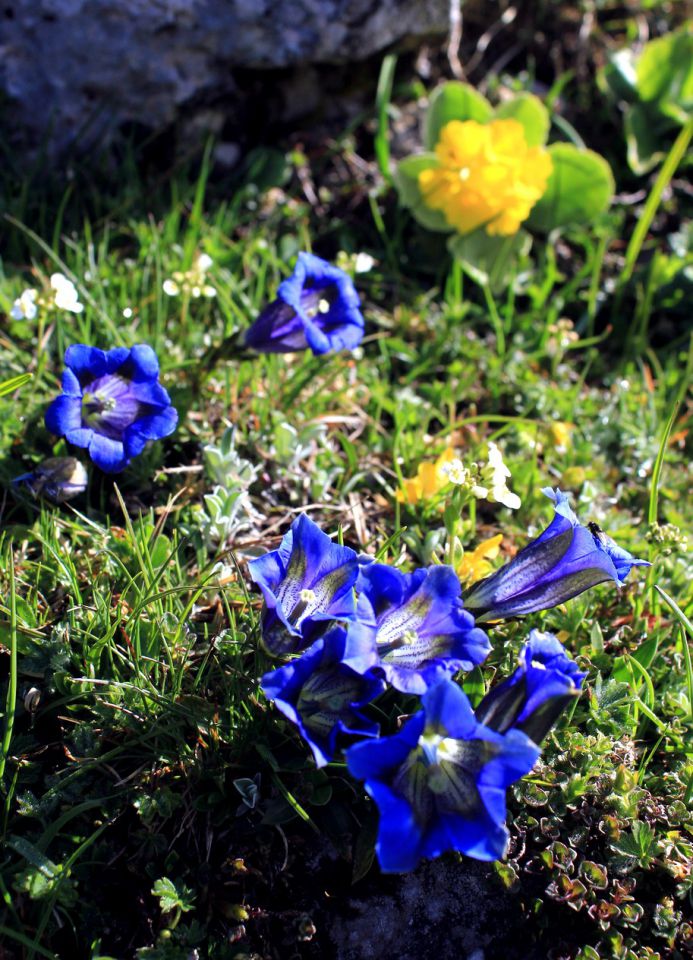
<box><xmin>65</xmin><ymin>427</ymin><xmax>95</xmax><ymax>448</ymax></box>
<box><xmin>247</xmin><ymin>252</ymin><xmax>364</xmax><ymax>356</ymax></box>
<box><xmin>421</xmin><ymin>677</ymin><xmax>477</xmax><ymax>740</ymax></box>
<box><xmin>351</xmin><ymin>563</ymin><xmax>490</xmax><ymax>693</ymax></box>
<box><xmin>65</xmin><ymin>345</ymin><xmax>107</xmax><ymax>381</ymax></box>
<box><xmin>128</xmin><ymin>344</ymin><xmax>160</xmax><ymax>381</ymax></box>
<box><xmin>130</xmin><ymin>380</ymin><xmax>173</xmax><ymax>407</ymax></box>
<box><xmin>88</xmin><ymin>434</ymin><xmax>128</xmax><ymax>473</ymax></box>
<box><xmin>464</xmin><ymin>488</ymin><xmax>649</xmax><ymax>621</ymax></box>
<box><xmin>45</xmin><ymin>396</ymin><xmax>82</xmax><ymax>436</ymax></box>
<box><xmin>61</xmin><ymin>368</ymin><xmax>83</xmax><ymax>397</ymax></box>
<box><xmin>103</xmin><ymin>347</ymin><xmax>131</xmax><ymax>373</ymax></box>
<box><xmin>368</xmin><ymin>781</ymin><xmax>424</xmax><ymax>873</ymax></box>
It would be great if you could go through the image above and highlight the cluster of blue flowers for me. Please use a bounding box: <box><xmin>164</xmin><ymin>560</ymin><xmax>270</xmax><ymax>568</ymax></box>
<box><xmin>254</xmin><ymin>495</ymin><xmax>648</xmax><ymax>873</ymax></box>
<box><xmin>18</xmin><ymin>253</ymin><xmax>364</xmax><ymax>498</ymax></box>
<box><xmin>13</xmin><ymin>249</ymin><xmax>651</xmax><ymax>876</ymax></box>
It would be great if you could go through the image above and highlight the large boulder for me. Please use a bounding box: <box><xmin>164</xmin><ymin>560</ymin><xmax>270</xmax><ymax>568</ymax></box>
<box><xmin>0</xmin><ymin>0</ymin><xmax>449</xmax><ymax>154</ymax></box>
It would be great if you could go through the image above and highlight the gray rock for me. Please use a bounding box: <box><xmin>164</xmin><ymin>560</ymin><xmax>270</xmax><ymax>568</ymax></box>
<box><xmin>0</xmin><ymin>0</ymin><xmax>449</xmax><ymax>154</ymax></box>
<box><xmin>323</xmin><ymin>857</ymin><xmax>522</xmax><ymax>960</ymax></box>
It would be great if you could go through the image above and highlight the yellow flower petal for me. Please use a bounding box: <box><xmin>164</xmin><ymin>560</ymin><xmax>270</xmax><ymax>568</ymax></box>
<box><xmin>419</xmin><ymin>118</ymin><xmax>553</xmax><ymax>238</ymax></box>
<box><xmin>457</xmin><ymin>534</ymin><xmax>504</xmax><ymax>586</ymax></box>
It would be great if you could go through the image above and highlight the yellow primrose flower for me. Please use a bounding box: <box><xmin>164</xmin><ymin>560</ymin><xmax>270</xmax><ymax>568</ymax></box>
<box><xmin>418</xmin><ymin>119</ymin><xmax>553</xmax><ymax>237</ymax></box>
<box><xmin>397</xmin><ymin>447</ymin><xmax>456</xmax><ymax>504</ymax></box>
<box><xmin>457</xmin><ymin>534</ymin><xmax>503</xmax><ymax>586</ymax></box>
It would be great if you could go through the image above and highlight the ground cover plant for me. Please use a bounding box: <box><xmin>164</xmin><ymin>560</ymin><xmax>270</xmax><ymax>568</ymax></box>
<box><xmin>0</xmin><ymin>2</ymin><xmax>692</xmax><ymax>958</ymax></box>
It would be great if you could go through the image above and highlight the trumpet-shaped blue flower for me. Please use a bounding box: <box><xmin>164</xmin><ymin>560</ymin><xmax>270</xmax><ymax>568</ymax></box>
<box><xmin>261</xmin><ymin>626</ymin><xmax>385</xmax><ymax>767</ymax></box>
<box><xmin>463</xmin><ymin>488</ymin><xmax>650</xmax><ymax>622</ymax></box>
<box><xmin>346</xmin><ymin>677</ymin><xmax>540</xmax><ymax>872</ymax></box>
<box><xmin>475</xmin><ymin>630</ymin><xmax>586</xmax><ymax>744</ymax></box>
<box><xmin>13</xmin><ymin>456</ymin><xmax>88</xmax><ymax>503</ymax></box>
<box><xmin>342</xmin><ymin>563</ymin><xmax>490</xmax><ymax>695</ymax></box>
<box><xmin>45</xmin><ymin>344</ymin><xmax>178</xmax><ymax>474</ymax></box>
<box><xmin>248</xmin><ymin>513</ymin><xmax>359</xmax><ymax>656</ymax></box>
<box><xmin>244</xmin><ymin>252</ymin><xmax>364</xmax><ymax>355</ymax></box>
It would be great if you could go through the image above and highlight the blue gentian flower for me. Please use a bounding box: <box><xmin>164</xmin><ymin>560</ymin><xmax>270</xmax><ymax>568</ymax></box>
<box><xmin>346</xmin><ymin>677</ymin><xmax>540</xmax><ymax>872</ymax></box>
<box><xmin>13</xmin><ymin>456</ymin><xmax>88</xmax><ymax>503</ymax></box>
<box><xmin>463</xmin><ymin>488</ymin><xmax>650</xmax><ymax>622</ymax></box>
<box><xmin>45</xmin><ymin>344</ymin><xmax>178</xmax><ymax>474</ymax></box>
<box><xmin>248</xmin><ymin>513</ymin><xmax>359</xmax><ymax>656</ymax></box>
<box><xmin>342</xmin><ymin>563</ymin><xmax>490</xmax><ymax>695</ymax></box>
<box><xmin>261</xmin><ymin>625</ymin><xmax>385</xmax><ymax>768</ymax></box>
<box><xmin>475</xmin><ymin>630</ymin><xmax>586</xmax><ymax>744</ymax></box>
<box><xmin>244</xmin><ymin>252</ymin><xmax>364</xmax><ymax>355</ymax></box>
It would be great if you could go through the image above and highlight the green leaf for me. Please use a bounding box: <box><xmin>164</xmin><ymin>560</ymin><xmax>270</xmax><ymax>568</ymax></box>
<box><xmin>151</xmin><ymin>877</ymin><xmax>195</xmax><ymax>915</ymax></box>
<box><xmin>494</xmin><ymin>93</ymin><xmax>550</xmax><ymax>146</ymax></box>
<box><xmin>636</xmin><ymin>25</ymin><xmax>693</xmax><ymax>113</ymax></box>
<box><xmin>527</xmin><ymin>143</ymin><xmax>614</xmax><ymax>232</ymax></box>
<box><xmin>394</xmin><ymin>154</ymin><xmax>452</xmax><ymax>233</ymax></box>
<box><xmin>599</xmin><ymin>48</ymin><xmax>639</xmax><ymax>103</ymax></box>
<box><xmin>0</xmin><ymin>373</ymin><xmax>32</xmax><ymax>398</ymax></box>
<box><xmin>447</xmin><ymin>228</ymin><xmax>531</xmax><ymax>291</ymax></box>
<box><xmin>625</xmin><ymin>103</ymin><xmax>678</xmax><ymax>175</ymax></box>
<box><xmin>424</xmin><ymin>82</ymin><xmax>493</xmax><ymax>149</ymax></box>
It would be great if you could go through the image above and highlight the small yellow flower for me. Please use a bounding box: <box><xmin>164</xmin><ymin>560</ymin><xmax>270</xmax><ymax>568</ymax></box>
<box><xmin>418</xmin><ymin>119</ymin><xmax>553</xmax><ymax>237</ymax></box>
<box><xmin>549</xmin><ymin>421</ymin><xmax>574</xmax><ymax>450</ymax></box>
<box><xmin>457</xmin><ymin>534</ymin><xmax>503</xmax><ymax>586</ymax></box>
<box><xmin>397</xmin><ymin>447</ymin><xmax>456</xmax><ymax>504</ymax></box>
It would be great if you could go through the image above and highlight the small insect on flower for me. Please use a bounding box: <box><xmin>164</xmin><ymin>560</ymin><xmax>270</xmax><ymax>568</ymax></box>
<box><xmin>463</xmin><ymin>488</ymin><xmax>650</xmax><ymax>621</ymax></box>
<box><xmin>244</xmin><ymin>252</ymin><xmax>364</xmax><ymax>356</ymax></box>
<box><xmin>45</xmin><ymin>344</ymin><xmax>178</xmax><ymax>473</ymax></box>
<box><xmin>418</xmin><ymin>119</ymin><xmax>553</xmax><ymax>237</ymax></box>
<box><xmin>13</xmin><ymin>456</ymin><xmax>88</xmax><ymax>503</ymax></box>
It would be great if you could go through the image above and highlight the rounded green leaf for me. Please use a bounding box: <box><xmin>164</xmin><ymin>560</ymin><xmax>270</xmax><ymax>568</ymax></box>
<box><xmin>636</xmin><ymin>25</ymin><xmax>693</xmax><ymax>111</ymax></box>
<box><xmin>527</xmin><ymin>143</ymin><xmax>614</xmax><ymax>233</ymax></box>
<box><xmin>424</xmin><ymin>82</ymin><xmax>493</xmax><ymax>150</ymax></box>
<box><xmin>447</xmin><ymin>228</ymin><xmax>532</xmax><ymax>291</ymax></box>
<box><xmin>494</xmin><ymin>93</ymin><xmax>550</xmax><ymax>146</ymax></box>
<box><xmin>394</xmin><ymin>154</ymin><xmax>452</xmax><ymax>233</ymax></box>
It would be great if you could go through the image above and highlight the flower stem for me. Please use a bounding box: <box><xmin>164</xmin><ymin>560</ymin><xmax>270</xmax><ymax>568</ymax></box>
<box><xmin>481</xmin><ymin>281</ymin><xmax>505</xmax><ymax>358</ymax></box>
<box><xmin>0</xmin><ymin>553</ymin><xmax>18</xmax><ymax>788</ymax></box>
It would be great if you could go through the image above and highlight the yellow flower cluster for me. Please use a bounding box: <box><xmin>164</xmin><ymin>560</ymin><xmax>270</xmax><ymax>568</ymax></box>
<box><xmin>418</xmin><ymin>119</ymin><xmax>553</xmax><ymax>237</ymax></box>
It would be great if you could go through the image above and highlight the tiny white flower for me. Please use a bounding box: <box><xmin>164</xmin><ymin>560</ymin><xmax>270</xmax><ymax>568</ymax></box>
<box><xmin>354</xmin><ymin>252</ymin><xmax>376</xmax><ymax>273</ymax></box>
<box><xmin>481</xmin><ymin>442</ymin><xmax>521</xmax><ymax>510</ymax></box>
<box><xmin>11</xmin><ymin>288</ymin><xmax>38</xmax><ymax>321</ymax></box>
<box><xmin>163</xmin><ymin>278</ymin><xmax>180</xmax><ymax>296</ymax></box>
<box><xmin>122</xmin><ymin>307</ymin><xmax>133</xmax><ymax>319</ymax></box>
<box><xmin>440</xmin><ymin>458</ymin><xmax>468</xmax><ymax>486</ymax></box>
<box><xmin>196</xmin><ymin>253</ymin><xmax>213</xmax><ymax>272</ymax></box>
<box><xmin>50</xmin><ymin>273</ymin><xmax>83</xmax><ymax>314</ymax></box>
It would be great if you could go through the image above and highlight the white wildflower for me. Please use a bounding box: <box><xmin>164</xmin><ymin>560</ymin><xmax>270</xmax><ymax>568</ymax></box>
<box><xmin>480</xmin><ymin>442</ymin><xmax>521</xmax><ymax>510</ymax></box>
<box><xmin>11</xmin><ymin>289</ymin><xmax>38</xmax><ymax>321</ymax></box>
<box><xmin>440</xmin><ymin>458</ymin><xmax>469</xmax><ymax>486</ymax></box>
<box><xmin>354</xmin><ymin>252</ymin><xmax>376</xmax><ymax>273</ymax></box>
<box><xmin>50</xmin><ymin>273</ymin><xmax>84</xmax><ymax>313</ymax></box>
